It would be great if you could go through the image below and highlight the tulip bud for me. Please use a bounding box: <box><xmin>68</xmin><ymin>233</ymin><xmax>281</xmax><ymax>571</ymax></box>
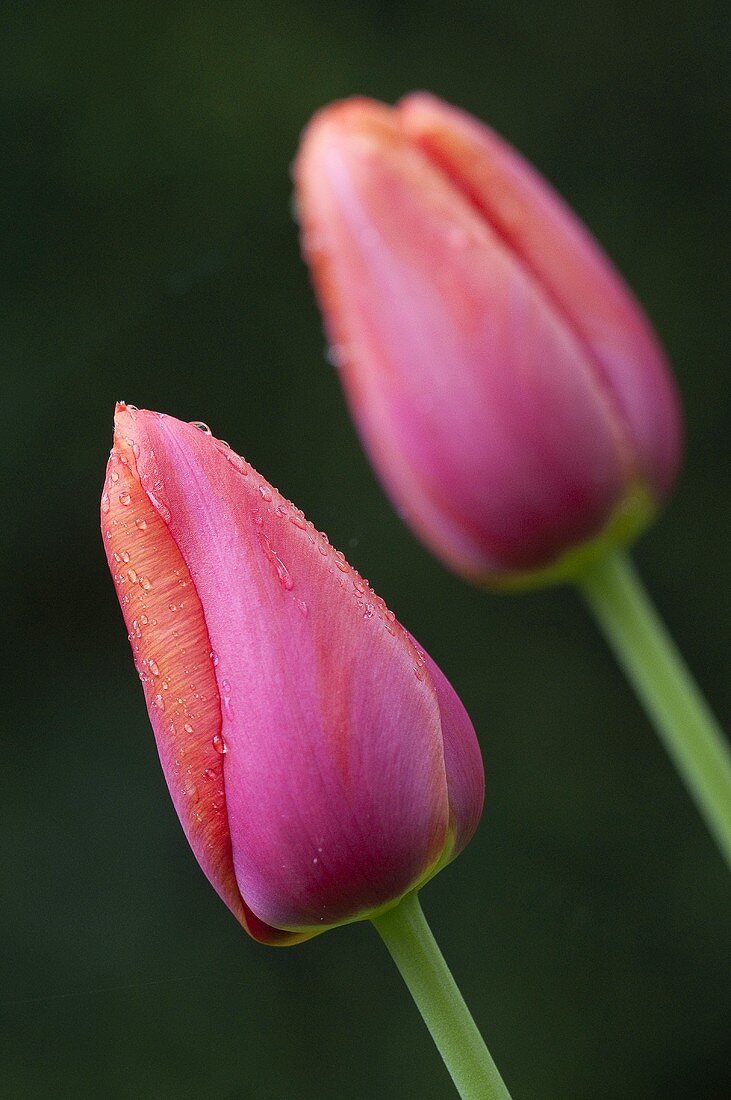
<box><xmin>101</xmin><ymin>405</ymin><xmax>483</xmax><ymax>944</ymax></box>
<box><xmin>295</xmin><ymin>94</ymin><xmax>683</xmax><ymax>587</ymax></box>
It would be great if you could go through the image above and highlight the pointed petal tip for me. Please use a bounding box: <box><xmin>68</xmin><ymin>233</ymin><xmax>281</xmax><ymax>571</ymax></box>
<box><xmin>295</xmin><ymin>96</ymin><xmax>401</xmax><ymax>179</ymax></box>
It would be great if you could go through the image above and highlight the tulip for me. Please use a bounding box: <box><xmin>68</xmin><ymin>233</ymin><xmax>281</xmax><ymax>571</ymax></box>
<box><xmin>101</xmin><ymin>403</ymin><xmax>483</xmax><ymax>942</ymax></box>
<box><xmin>295</xmin><ymin>92</ymin><xmax>683</xmax><ymax>587</ymax></box>
<box><xmin>101</xmin><ymin>405</ymin><xmax>511</xmax><ymax>1099</ymax></box>
<box><xmin>295</xmin><ymin>94</ymin><xmax>731</xmax><ymax>869</ymax></box>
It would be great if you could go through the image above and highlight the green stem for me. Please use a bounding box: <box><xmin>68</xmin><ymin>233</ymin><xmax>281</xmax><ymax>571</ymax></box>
<box><xmin>578</xmin><ymin>549</ymin><xmax>731</xmax><ymax>867</ymax></box>
<box><xmin>372</xmin><ymin>891</ymin><xmax>512</xmax><ymax>1100</ymax></box>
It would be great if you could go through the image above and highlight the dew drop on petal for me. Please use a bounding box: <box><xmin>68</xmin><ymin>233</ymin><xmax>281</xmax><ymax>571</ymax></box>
<box><xmin>333</xmin><ymin>550</ymin><xmax>348</xmax><ymax>573</ymax></box>
<box><xmin>212</xmin><ymin>733</ymin><xmax>227</xmax><ymax>755</ymax></box>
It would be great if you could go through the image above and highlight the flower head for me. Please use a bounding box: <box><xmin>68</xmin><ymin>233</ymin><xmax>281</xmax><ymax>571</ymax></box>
<box><xmin>295</xmin><ymin>93</ymin><xmax>683</xmax><ymax>587</ymax></box>
<box><xmin>101</xmin><ymin>405</ymin><xmax>483</xmax><ymax>943</ymax></box>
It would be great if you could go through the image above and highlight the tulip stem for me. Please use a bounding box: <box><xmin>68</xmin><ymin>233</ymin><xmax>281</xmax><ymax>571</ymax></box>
<box><xmin>578</xmin><ymin>548</ymin><xmax>731</xmax><ymax>867</ymax></box>
<box><xmin>372</xmin><ymin>891</ymin><xmax>512</xmax><ymax>1100</ymax></box>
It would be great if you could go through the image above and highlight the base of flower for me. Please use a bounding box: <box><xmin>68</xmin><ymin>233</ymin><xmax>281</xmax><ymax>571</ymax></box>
<box><xmin>482</xmin><ymin>482</ymin><xmax>655</xmax><ymax>592</ymax></box>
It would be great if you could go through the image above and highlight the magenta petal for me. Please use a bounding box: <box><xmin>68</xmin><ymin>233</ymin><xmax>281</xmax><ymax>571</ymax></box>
<box><xmin>398</xmin><ymin>92</ymin><xmax>683</xmax><ymax>500</ymax></box>
<box><xmin>418</xmin><ymin>645</ymin><xmax>484</xmax><ymax>857</ymax></box>
<box><xmin>127</xmin><ymin>411</ymin><xmax>452</xmax><ymax>931</ymax></box>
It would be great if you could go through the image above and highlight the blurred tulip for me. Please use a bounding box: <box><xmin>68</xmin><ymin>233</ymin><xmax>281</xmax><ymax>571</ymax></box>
<box><xmin>101</xmin><ymin>405</ymin><xmax>483</xmax><ymax>945</ymax></box>
<box><xmin>295</xmin><ymin>93</ymin><xmax>683</xmax><ymax>586</ymax></box>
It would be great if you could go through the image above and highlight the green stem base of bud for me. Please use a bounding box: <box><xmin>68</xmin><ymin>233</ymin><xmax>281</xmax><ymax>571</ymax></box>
<box><xmin>578</xmin><ymin>549</ymin><xmax>731</xmax><ymax>868</ymax></box>
<box><xmin>372</xmin><ymin>891</ymin><xmax>512</xmax><ymax>1100</ymax></box>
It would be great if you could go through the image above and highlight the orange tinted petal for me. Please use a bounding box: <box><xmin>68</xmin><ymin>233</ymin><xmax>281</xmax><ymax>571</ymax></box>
<box><xmin>102</xmin><ymin>405</ymin><xmax>307</xmax><ymax>945</ymax></box>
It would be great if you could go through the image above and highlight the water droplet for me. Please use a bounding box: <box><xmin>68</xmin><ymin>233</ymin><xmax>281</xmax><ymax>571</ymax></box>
<box><xmin>148</xmin><ymin>659</ymin><xmax>160</xmax><ymax>676</ymax></box>
<box><xmin>333</xmin><ymin>550</ymin><xmax>348</xmax><ymax>573</ymax></box>
<box><xmin>119</xmin><ymin>491</ymin><xmax>131</xmax><ymax>506</ymax></box>
<box><xmin>110</xmin><ymin>470</ymin><xmax>120</xmax><ymax>484</ymax></box>
<box><xmin>135</xmin><ymin>517</ymin><xmax>147</xmax><ymax>530</ymax></box>
<box><xmin>289</xmin><ymin>509</ymin><xmax>307</xmax><ymax>530</ymax></box>
<box><xmin>190</xmin><ymin>421</ymin><xmax>211</xmax><ymax>434</ymax></box>
<box><xmin>259</xmin><ymin>532</ymin><xmax>294</xmax><ymax>591</ymax></box>
<box><xmin>139</xmin><ymin>575</ymin><xmax>151</xmax><ymax>591</ymax></box>
<box><xmin>140</xmin><ymin>614</ymin><xmax>149</xmax><ymax>625</ymax></box>
<box><xmin>161</xmin><ymin>680</ymin><xmax>169</xmax><ymax>691</ymax></box>
<box><xmin>212</xmin><ymin>733</ymin><xmax>227</xmax><ymax>755</ymax></box>
<box><xmin>203</xmin><ymin>767</ymin><xmax>216</xmax><ymax>781</ymax></box>
<box><xmin>127</xmin><ymin>568</ymin><xmax>138</xmax><ymax>583</ymax></box>
<box><xmin>226</xmin><ymin>451</ymin><xmax>250</xmax><ymax>476</ymax></box>
<box><xmin>147</xmin><ymin>490</ymin><xmax>171</xmax><ymax>524</ymax></box>
<box><xmin>168</xmin><ymin>602</ymin><xmax>178</xmax><ymax>612</ymax></box>
<box><xmin>297</xmin><ymin>599</ymin><xmax>308</xmax><ymax>618</ymax></box>
<box><xmin>312</xmin><ymin>856</ymin><xmax>319</xmax><ymax>864</ymax></box>
<box><xmin>101</xmin><ymin>493</ymin><xmax>110</xmax><ymax>513</ymax></box>
<box><xmin>209</xmin><ymin>650</ymin><xmax>219</xmax><ymax>666</ymax></box>
<box><xmin>258</xmin><ymin>485</ymin><xmax>273</xmax><ymax>503</ymax></box>
<box><xmin>183</xmin><ymin>722</ymin><xmax>193</xmax><ymax>733</ymax></box>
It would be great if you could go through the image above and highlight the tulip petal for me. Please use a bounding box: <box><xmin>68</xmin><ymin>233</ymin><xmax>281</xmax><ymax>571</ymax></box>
<box><xmin>397</xmin><ymin>92</ymin><xmax>683</xmax><ymax>499</ymax></box>
<box><xmin>410</xmin><ymin>638</ymin><xmax>484</xmax><ymax>857</ymax></box>
<box><xmin>102</xmin><ymin>409</ymin><xmax>307</xmax><ymax>945</ymax></box>
<box><xmin>114</xmin><ymin>408</ymin><xmax>452</xmax><ymax>932</ymax></box>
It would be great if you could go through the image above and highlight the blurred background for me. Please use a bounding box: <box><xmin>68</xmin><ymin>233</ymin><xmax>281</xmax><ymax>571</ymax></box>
<box><xmin>2</xmin><ymin>3</ymin><xmax>729</xmax><ymax>1097</ymax></box>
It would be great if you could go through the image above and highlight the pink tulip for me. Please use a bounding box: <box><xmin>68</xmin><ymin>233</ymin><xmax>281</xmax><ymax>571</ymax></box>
<box><xmin>101</xmin><ymin>404</ymin><xmax>483</xmax><ymax>945</ymax></box>
<box><xmin>295</xmin><ymin>93</ymin><xmax>683</xmax><ymax>585</ymax></box>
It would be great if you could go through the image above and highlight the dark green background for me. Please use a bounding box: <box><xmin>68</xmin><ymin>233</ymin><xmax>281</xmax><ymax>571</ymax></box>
<box><xmin>2</xmin><ymin>3</ymin><xmax>729</xmax><ymax>1097</ymax></box>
